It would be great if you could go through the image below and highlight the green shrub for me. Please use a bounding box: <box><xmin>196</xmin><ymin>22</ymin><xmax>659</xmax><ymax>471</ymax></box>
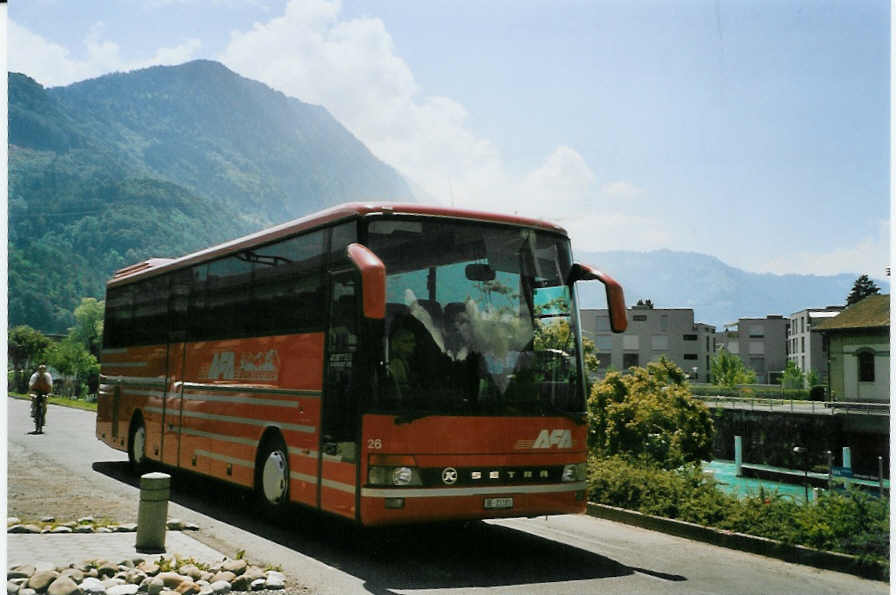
<box><xmin>587</xmin><ymin>456</ymin><xmax>889</xmax><ymax>567</ymax></box>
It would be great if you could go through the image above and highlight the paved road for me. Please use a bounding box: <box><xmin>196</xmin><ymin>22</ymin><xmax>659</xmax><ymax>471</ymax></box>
<box><xmin>7</xmin><ymin>398</ymin><xmax>889</xmax><ymax>594</ymax></box>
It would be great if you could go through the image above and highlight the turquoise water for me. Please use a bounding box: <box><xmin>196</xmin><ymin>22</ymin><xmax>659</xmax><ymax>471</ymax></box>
<box><xmin>704</xmin><ymin>460</ymin><xmax>816</xmax><ymax>502</ymax></box>
<box><xmin>703</xmin><ymin>460</ymin><xmax>889</xmax><ymax>503</ymax></box>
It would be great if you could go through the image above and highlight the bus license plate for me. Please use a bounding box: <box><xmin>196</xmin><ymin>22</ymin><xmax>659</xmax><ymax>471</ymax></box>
<box><xmin>484</xmin><ymin>497</ymin><xmax>513</xmax><ymax>510</ymax></box>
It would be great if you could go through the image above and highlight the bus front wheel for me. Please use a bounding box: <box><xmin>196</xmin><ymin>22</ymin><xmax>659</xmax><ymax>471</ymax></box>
<box><xmin>256</xmin><ymin>435</ymin><xmax>290</xmax><ymax>516</ymax></box>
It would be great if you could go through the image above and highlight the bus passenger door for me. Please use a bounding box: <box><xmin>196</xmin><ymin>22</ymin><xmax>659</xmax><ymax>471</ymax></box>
<box><xmin>320</xmin><ymin>273</ymin><xmax>361</xmax><ymax>518</ymax></box>
<box><xmin>161</xmin><ymin>332</ymin><xmax>186</xmax><ymax>468</ymax></box>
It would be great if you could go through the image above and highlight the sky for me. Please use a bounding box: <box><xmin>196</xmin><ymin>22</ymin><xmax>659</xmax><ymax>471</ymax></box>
<box><xmin>6</xmin><ymin>0</ymin><xmax>892</xmax><ymax>277</ymax></box>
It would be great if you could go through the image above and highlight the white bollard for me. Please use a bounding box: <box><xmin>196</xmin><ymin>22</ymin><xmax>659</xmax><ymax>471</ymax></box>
<box><xmin>734</xmin><ymin>435</ymin><xmax>743</xmax><ymax>477</ymax></box>
<box><xmin>842</xmin><ymin>446</ymin><xmax>852</xmax><ymax>471</ymax></box>
<box><xmin>135</xmin><ymin>472</ymin><xmax>170</xmax><ymax>553</ymax></box>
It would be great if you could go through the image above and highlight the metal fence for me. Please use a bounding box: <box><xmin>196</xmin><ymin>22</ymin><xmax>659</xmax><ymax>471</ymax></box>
<box><xmin>698</xmin><ymin>395</ymin><xmax>890</xmax><ymax>416</ymax></box>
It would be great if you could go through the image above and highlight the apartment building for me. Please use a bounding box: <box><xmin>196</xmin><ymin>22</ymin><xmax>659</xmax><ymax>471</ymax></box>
<box><xmin>787</xmin><ymin>306</ymin><xmax>844</xmax><ymax>381</ymax></box>
<box><xmin>579</xmin><ymin>304</ymin><xmax>716</xmax><ymax>381</ymax></box>
<box><xmin>716</xmin><ymin>316</ymin><xmax>788</xmax><ymax>383</ymax></box>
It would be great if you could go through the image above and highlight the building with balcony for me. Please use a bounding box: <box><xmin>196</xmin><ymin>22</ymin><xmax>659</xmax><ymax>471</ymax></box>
<box><xmin>787</xmin><ymin>306</ymin><xmax>844</xmax><ymax>382</ymax></box>
<box><xmin>579</xmin><ymin>303</ymin><xmax>716</xmax><ymax>381</ymax></box>
<box><xmin>716</xmin><ymin>315</ymin><xmax>788</xmax><ymax>383</ymax></box>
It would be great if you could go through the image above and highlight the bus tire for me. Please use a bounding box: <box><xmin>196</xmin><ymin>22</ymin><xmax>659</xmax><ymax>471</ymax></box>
<box><xmin>255</xmin><ymin>434</ymin><xmax>290</xmax><ymax>517</ymax></box>
<box><xmin>128</xmin><ymin>414</ymin><xmax>147</xmax><ymax>474</ymax></box>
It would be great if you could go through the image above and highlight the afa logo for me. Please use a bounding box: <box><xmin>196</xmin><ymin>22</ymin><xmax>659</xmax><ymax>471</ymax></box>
<box><xmin>207</xmin><ymin>351</ymin><xmax>235</xmax><ymax>379</ymax></box>
<box><xmin>532</xmin><ymin>429</ymin><xmax>572</xmax><ymax>449</ymax></box>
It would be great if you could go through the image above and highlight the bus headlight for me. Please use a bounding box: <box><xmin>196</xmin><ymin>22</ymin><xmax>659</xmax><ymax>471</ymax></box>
<box><xmin>562</xmin><ymin>463</ymin><xmax>586</xmax><ymax>482</ymax></box>
<box><xmin>368</xmin><ymin>466</ymin><xmax>423</xmax><ymax>486</ymax></box>
<box><xmin>392</xmin><ymin>466</ymin><xmax>414</xmax><ymax>486</ymax></box>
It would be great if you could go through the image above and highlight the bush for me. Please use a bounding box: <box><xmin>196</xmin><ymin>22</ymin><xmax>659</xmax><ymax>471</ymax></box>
<box><xmin>587</xmin><ymin>456</ymin><xmax>889</xmax><ymax>566</ymax></box>
<box><xmin>588</xmin><ymin>358</ymin><xmax>714</xmax><ymax>469</ymax></box>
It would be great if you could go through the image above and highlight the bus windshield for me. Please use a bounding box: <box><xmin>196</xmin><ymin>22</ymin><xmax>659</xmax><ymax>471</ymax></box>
<box><xmin>365</xmin><ymin>217</ymin><xmax>585</xmax><ymax>418</ymax></box>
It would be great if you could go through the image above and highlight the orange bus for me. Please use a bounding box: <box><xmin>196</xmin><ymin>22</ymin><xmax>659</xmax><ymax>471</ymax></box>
<box><xmin>97</xmin><ymin>203</ymin><xmax>627</xmax><ymax>525</ymax></box>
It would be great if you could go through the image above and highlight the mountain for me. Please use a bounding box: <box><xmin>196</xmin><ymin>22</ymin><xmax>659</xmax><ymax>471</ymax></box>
<box><xmin>8</xmin><ymin>61</ymin><xmax>414</xmax><ymax>333</ymax></box>
<box><xmin>574</xmin><ymin>250</ymin><xmax>887</xmax><ymax>328</ymax></box>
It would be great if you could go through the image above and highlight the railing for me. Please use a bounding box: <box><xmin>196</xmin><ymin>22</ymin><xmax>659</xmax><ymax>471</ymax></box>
<box><xmin>699</xmin><ymin>395</ymin><xmax>890</xmax><ymax>416</ymax></box>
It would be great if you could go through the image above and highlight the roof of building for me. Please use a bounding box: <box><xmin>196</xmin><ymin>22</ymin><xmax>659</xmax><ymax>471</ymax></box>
<box><xmin>813</xmin><ymin>294</ymin><xmax>890</xmax><ymax>332</ymax></box>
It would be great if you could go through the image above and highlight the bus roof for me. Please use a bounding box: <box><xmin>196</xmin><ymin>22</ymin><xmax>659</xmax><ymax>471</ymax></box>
<box><xmin>108</xmin><ymin>202</ymin><xmax>568</xmax><ymax>286</ymax></box>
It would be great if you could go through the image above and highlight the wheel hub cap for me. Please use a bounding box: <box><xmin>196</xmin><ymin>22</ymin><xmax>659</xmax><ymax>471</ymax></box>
<box><xmin>262</xmin><ymin>450</ymin><xmax>287</xmax><ymax>504</ymax></box>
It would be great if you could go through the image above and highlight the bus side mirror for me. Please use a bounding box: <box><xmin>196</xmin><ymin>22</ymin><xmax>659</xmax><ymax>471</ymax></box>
<box><xmin>347</xmin><ymin>243</ymin><xmax>386</xmax><ymax>319</ymax></box>
<box><xmin>568</xmin><ymin>263</ymin><xmax>627</xmax><ymax>333</ymax></box>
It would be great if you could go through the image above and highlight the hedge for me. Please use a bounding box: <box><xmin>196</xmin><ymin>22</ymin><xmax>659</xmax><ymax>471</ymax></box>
<box><xmin>587</xmin><ymin>456</ymin><xmax>888</xmax><ymax>568</ymax></box>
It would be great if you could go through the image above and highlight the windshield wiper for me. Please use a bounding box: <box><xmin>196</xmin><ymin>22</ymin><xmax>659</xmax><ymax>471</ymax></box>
<box><xmin>542</xmin><ymin>403</ymin><xmax>587</xmax><ymax>424</ymax></box>
<box><xmin>394</xmin><ymin>410</ymin><xmax>434</xmax><ymax>425</ymax></box>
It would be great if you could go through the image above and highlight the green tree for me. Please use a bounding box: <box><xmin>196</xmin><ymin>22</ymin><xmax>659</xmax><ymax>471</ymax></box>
<box><xmin>710</xmin><ymin>348</ymin><xmax>757</xmax><ymax>387</ymax></box>
<box><xmin>45</xmin><ymin>337</ymin><xmax>99</xmax><ymax>397</ymax></box>
<box><xmin>8</xmin><ymin>325</ymin><xmax>51</xmax><ymax>392</ymax></box>
<box><xmin>588</xmin><ymin>357</ymin><xmax>714</xmax><ymax>469</ymax></box>
<box><xmin>846</xmin><ymin>274</ymin><xmax>881</xmax><ymax>306</ymax></box>
<box><xmin>781</xmin><ymin>360</ymin><xmax>805</xmax><ymax>389</ymax></box>
<box><xmin>806</xmin><ymin>369</ymin><xmax>820</xmax><ymax>387</ymax></box>
<box><xmin>69</xmin><ymin>297</ymin><xmax>105</xmax><ymax>357</ymax></box>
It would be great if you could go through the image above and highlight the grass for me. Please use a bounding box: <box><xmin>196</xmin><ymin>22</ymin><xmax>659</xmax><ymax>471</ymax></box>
<box><xmin>8</xmin><ymin>391</ymin><xmax>98</xmax><ymax>412</ymax></box>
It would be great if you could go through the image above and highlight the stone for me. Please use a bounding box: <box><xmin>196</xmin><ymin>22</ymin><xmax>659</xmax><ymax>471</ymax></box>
<box><xmin>166</xmin><ymin>520</ymin><xmax>185</xmax><ymax>531</ymax></box>
<box><xmin>219</xmin><ymin>561</ymin><xmax>245</xmax><ymax>577</ymax></box>
<box><xmin>97</xmin><ymin>528</ymin><xmax>113</xmax><ymax>534</ymax></box>
<box><xmin>135</xmin><ymin>563</ymin><xmax>159</xmax><ymax>578</ymax></box>
<box><xmin>123</xmin><ymin>571</ymin><xmax>146</xmax><ymax>586</ymax></box>
<box><xmin>50</xmin><ymin>527</ymin><xmax>73</xmax><ymax>534</ymax></box>
<box><xmin>208</xmin><ymin>583</ymin><xmax>229</xmax><ymax>595</ymax></box>
<box><xmin>173</xmin><ymin>583</ymin><xmax>197</xmax><ymax>595</ymax></box>
<box><xmin>61</xmin><ymin>522</ymin><xmax>77</xmax><ymax>529</ymax></box>
<box><xmin>155</xmin><ymin>575</ymin><xmax>183</xmax><ymax>590</ymax></box>
<box><xmin>9</xmin><ymin>525</ymin><xmax>41</xmax><ymax>534</ymax></box>
<box><xmin>84</xmin><ymin>571</ymin><xmax>99</xmax><ymax>580</ymax></box>
<box><xmin>8</xmin><ymin>580</ymin><xmax>22</xmax><ymax>595</ymax></box>
<box><xmin>106</xmin><ymin>586</ymin><xmax>139</xmax><ymax>595</ymax></box>
<box><xmin>40</xmin><ymin>516</ymin><xmax>56</xmax><ymax>524</ymax></box>
<box><xmin>46</xmin><ymin>577</ymin><xmax>79</xmax><ymax>595</ymax></box>
<box><xmin>7</xmin><ymin>517</ymin><xmax>22</xmax><ymax>526</ymax></box>
<box><xmin>58</xmin><ymin>570</ymin><xmax>83</xmax><ymax>584</ymax></box>
<box><xmin>240</xmin><ymin>569</ymin><xmax>263</xmax><ymax>584</ymax></box>
<box><xmin>174</xmin><ymin>568</ymin><xmax>200</xmax><ymax>583</ymax></box>
<box><xmin>100</xmin><ymin>580</ymin><xmax>124</xmax><ymax>589</ymax></box>
<box><xmin>78</xmin><ymin>517</ymin><xmax>95</xmax><ymax>525</ymax></box>
<box><xmin>8</xmin><ymin>566</ymin><xmax>37</xmax><ymax>580</ymax></box>
<box><xmin>74</xmin><ymin>525</ymin><xmax>94</xmax><ymax>534</ymax></box>
<box><xmin>184</xmin><ymin>524</ymin><xmax>199</xmax><ymax>532</ymax></box>
<box><xmin>145</xmin><ymin>578</ymin><xmax>163</xmax><ymax>595</ymax></box>
<box><xmin>20</xmin><ymin>590</ymin><xmax>36</xmax><ymax>595</ymax></box>
<box><xmin>263</xmin><ymin>572</ymin><xmax>284</xmax><ymax>591</ymax></box>
<box><xmin>249</xmin><ymin>580</ymin><xmax>265</xmax><ymax>592</ymax></box>
<box><xmin>206</xmin><ymin>576</ymin><xmax>232</xmax><ymax>588</ymax></box>
<box><xmin>27</xmin><ymin>571</ymin><xmax>59</xmax><ymax>592</ymax></box>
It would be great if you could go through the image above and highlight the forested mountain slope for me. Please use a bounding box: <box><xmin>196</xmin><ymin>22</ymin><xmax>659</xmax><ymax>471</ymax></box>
<box><xmin>9</xmin><ymin>61</ymin><xmax>413</xmax><ymax>332</ymax></box>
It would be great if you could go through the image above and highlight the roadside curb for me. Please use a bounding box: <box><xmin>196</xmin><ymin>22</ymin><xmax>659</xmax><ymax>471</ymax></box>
<box><xmin>586</xmin><ymin>502</ymin><xmax>888</xmax><ymax>582</ymax></box>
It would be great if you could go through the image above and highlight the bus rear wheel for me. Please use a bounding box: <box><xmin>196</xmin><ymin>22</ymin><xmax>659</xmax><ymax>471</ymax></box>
<box><xmin>256</xmin><ymin>436</ymin><xmax>290</xmax><ymax>517</ymax></box>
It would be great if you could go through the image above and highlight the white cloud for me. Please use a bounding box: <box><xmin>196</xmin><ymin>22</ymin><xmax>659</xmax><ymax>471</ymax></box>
<box><xmin>760</xmin><ymin>220</ymin><xmax>890</xmax><ymax>277</ymax></box>
<box><xmin>219</xmin><ymin>0</ymin><xmax>633</xmax><ymax>224</ymax></box>
<box><xmin>8</xmin><ymin>19</ymin><xmax>201</xmax><ymax>87</ymax></box>
<box><xmin>601</xmin><ymin>180</ymin><xmax>645</xmax><ymax>199</ymax></box>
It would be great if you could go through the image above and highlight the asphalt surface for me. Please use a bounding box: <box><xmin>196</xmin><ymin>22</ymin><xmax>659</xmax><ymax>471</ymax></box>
<box><xmin>6</xmin><ymin>398</ymin><xmax>889</xmax><ymax>594</ymax></box>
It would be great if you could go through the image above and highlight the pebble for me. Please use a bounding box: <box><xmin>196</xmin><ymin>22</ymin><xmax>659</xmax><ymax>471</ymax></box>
<box><xmin>7</xmin><ymin>556</ymin><xmax>288</xmax><ymax>595</ymax></box>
